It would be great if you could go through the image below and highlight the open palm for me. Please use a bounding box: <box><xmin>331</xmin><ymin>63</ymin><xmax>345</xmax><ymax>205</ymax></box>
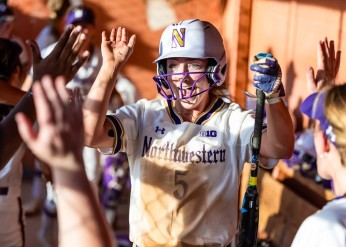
<box><xmin>307</xmin><ymin>38</ymin><xmax>341</xmax><ymax>93</ymax></box>
<box><xmin>101</xmin><ymin>27</ymin><xmax>136</xmax><ymax>73</ymax></box>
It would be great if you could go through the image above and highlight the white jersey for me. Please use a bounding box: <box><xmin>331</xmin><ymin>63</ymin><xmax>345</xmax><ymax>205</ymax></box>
<box><xmin>36</xmin><ymin>25</ymin><xmax>59</xmax><ymax>50</ymax></box>
<box><xmin>291</xmin><ymin>197</ymin><xmax>346</xmax><ymax>247</ymax></box>
<box><xmin>0</xmin><ymin>144</ymin><xmax>26</xmax><ymax>247</ymax></box>
<box><xmin>106</xmin><ymin>97</ymin><xmax>255</xmax><ymax>246</ymax></box>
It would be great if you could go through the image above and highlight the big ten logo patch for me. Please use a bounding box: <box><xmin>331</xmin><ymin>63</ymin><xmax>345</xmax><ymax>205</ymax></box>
<box><xmin>172</xmin><ymin>28</ymin><xmax>186</xmax><ymax>48</ymax></box>
<box><xmin>200</xmin><ymin>130</ymin><xmax>217</xmax><ymax>137</ymax></box>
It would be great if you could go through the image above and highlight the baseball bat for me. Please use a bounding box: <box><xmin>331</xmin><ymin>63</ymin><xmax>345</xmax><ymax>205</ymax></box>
<box><xmin>237</xmin><ymin>88</ymin><xmax>265</xmax><ymax>247</ymax></box>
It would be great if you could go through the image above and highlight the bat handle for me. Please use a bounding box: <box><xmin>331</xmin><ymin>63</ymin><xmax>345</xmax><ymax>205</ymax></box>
<box><xmin>252</xmin><ymin>89</ymin><xmax>265</xmax><ymax>153</ymax></box>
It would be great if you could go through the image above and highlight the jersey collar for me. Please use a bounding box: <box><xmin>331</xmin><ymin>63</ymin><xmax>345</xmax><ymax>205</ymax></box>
<box><xmin>164</xmin><ymin>97</ymin><xmax>225</xmax><ymax>125</ymax></box>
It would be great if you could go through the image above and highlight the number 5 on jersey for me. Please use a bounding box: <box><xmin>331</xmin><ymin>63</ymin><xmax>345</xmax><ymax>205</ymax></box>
<box><xmin>173</xmin><ymin>170</ymin><xmax>189</xmax><ymax>200</ymax></box>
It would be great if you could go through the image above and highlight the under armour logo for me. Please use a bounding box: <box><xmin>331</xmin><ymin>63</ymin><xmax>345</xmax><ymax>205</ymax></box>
<box><xmin>155</xmin><ymin>126</ymin><xmax>165</xmax><ymax>134</ymax></box>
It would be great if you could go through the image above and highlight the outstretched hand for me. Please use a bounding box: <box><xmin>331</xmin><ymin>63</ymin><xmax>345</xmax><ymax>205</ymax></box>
<box><xmin>15</xmin><ymin>76</ymin><xmax>84</xmax><ymax>171</ymax></box>
<box><xmin>307</xmin><ymin>38</ymin><xmax>341</xmax><ymax>93</ymax></box>
<box><xmin>101</xmin><ymin>27</ymin><xmax>136</xmax><ymax>73</ymax></box>
<box><xmin>28</xmin><ymin>25</ymin><xmax>90</xmax><ymax>83</ymax></box>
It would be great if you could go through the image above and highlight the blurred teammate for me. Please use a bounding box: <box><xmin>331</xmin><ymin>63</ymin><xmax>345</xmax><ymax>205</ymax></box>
<box><xmin>23</xmin><ymin>0</ymin><xmax>72</xmax><ymax>225</ymax></box>
<box><xmin>36</xmin><ymin>0</ymin><xmax>71</xmax><ymax>50</ymax></box>
<box><xmin>35</xmin><ymin>5</ymin><xmax>139</xmax><ymax>246</ymax></box>
<box><xmin>82</xmin><ymin>19</ymin><xmax>294</xmax><ymax>246</ymax></box>
<box><xmin>291</xmin><ymin>39</ymin><xmax>346</xmax><ymax>247</ymax></box>
<box><xmin>0</xmin><ymin>24</ymin><xmax>88</xmax><ymax>247</ymax></box>
<box><xmin>0</xmin><ymin>3</ymin><xmax>31</xmax><ymax>85</ymax></box>
<box><xmin>0</xmin><ymin>38</ymin><xmax>27</xmax><ymax>247</ymax></box>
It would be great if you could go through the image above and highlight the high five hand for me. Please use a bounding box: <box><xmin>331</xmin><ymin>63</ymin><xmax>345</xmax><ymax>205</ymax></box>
<box><xmin>307</xmin><ymin>38</ymin><xmax>341</xmax><ymax>93</ymax></box>
<box><xmin>101</xmin><ymin>27</ymin><xmax>136</xmax><ymax>71</ymax></box>
<box><xmin>15</xmin><ymin>76</ymin><xmax>84</xmax><ymax>170</ymax></box>
<box><xmin>28</xmin><ymin>25</ymin><xmax>89</xmax><ymax>83</ymax></box>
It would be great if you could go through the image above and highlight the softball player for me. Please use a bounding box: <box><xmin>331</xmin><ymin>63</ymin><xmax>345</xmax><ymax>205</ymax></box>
<box><xmin>291</xmin><ymin>38</ymin><xmax>346</xmax><ymax>247</ymax></box>
<box><xmin>83</xmin><ymin>19</ymin><xmax>294</xmax><ymax>246</ymax></box>
<box><xmin>0</xmin><ymin>38</ymin><xmax>26</xmax><ymax>247</ymax></box>
<box><xmin>292</xmin><ymin>85</ymin><xmax>346</xmax><ymax>247</ymax></box>
<box><xmin>0</xmin><ymin>24</ymin><xmax>87</xmax><ymax>247</ymax></box>
<box><xmin>34</xmin><ymin>6</ymin><xmax>139</xmax><ymax>246</ymax></box>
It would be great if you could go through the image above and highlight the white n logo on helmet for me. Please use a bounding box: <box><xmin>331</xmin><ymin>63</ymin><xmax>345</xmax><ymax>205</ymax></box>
<box><xmin>171</xmin><ymin>28</ymin><xmax>186</xmax><ymax>48</ymax></box>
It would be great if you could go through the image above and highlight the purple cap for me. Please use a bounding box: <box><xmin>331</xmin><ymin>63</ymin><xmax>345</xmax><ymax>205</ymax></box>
<box><xmin>300</xmin><ymin>91</ymin><xmax>336</xmax><ymax>144</ymax></box>
<box><xmin>66</xmin><ymin>6</ymin><xmax>94</xmax><ymax>26</ymax></box>
<box><xmin>0</xmin><ymin>4</ymin><xmax>14</xmax><ymax>23</ymax></box>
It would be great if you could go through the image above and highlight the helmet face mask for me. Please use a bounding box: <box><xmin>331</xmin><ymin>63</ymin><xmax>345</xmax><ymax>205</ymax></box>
<box><xmin>153</xmin><ymin>71</ymin><xmax>218</xmax><ymax>100</ymax></box>
<box><xmin>153</xmin><ymin>19</ymin><xmax>227</xmax><ymax>101</ymax></box>
<box><xmin>153</xmin><ymin>58</ymin><xmax>221</xmax><ymax>100</ymax></box>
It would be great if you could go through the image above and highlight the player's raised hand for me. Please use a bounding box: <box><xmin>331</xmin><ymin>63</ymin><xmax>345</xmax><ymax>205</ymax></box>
<box><xmin>15</xmin><ymin>76</ymin><xmax>85</xmax><ymax>171</ymax></box>
<box><xmin>101</xmin><ymin>27</ymin><xmax>136</xmax><ymax>71</ymax></box>
<box><xmin>27</xmin><ymin>25</ymin><xmax>90</xmax><ymax>83</ymax></box>
<box><xmin>250</xmin><ymin>52</ymin><xmax>285</xmax><ymax>98</ymax></box>
<box><xmin>307</xmin><ymin>38</ymin><xmax>341</xmax><ymax>93</ymax></box>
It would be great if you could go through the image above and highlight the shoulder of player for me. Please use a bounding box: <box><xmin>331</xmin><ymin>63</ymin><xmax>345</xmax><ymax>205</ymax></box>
<box><xmin>225</xmin><ymin>102</ymin><xmax>254</xmax><ymax>116</ymax></box>
<box><xmin>299</xmin><ymin>209</ymin><xmax>346</xmax><ymax>241</ymax></box>
<box><xmin>300</xmin><ymin>210</ymin><xmax>330</xmax><ymax>227</ymax></box>
<box><xmin>121</xmin><ymin>98</ymin><xmax>165</xmax><ymax>110</ymax></box>
<box><xmin>321</xmin><ymin>197</ymin><xmax>346</xmax><ymax>215</ymax></box>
